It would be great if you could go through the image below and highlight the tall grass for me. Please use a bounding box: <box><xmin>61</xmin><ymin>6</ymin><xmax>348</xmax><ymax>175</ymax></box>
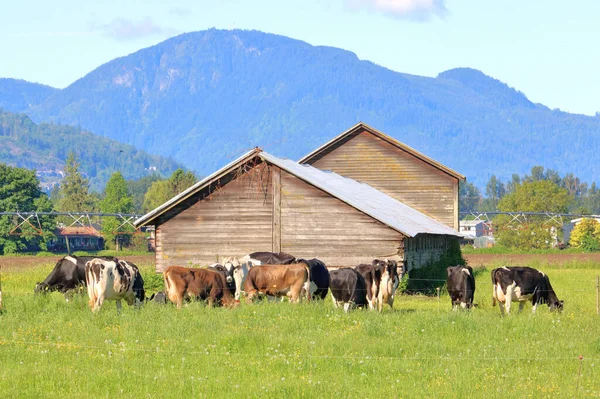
<box><xmin>0</xmin><ymin>260</ymin><xmax>599</xmax><ymax>398</ymax></box>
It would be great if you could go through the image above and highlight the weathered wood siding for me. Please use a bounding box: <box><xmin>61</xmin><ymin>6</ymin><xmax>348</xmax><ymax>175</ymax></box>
<box><xmin>404</xmin><ymin>235</ymin><xmax>453</xmax><ymax>270</ymax></box>
<box><xmin>280</xmin><ymin>170</ymin><xmax>404</xmax><ymax>266</ymax></box>
<box><xmin>155</xmin><ymin>166</ymin><xmax>274</xmax><ymax>272</ymax></box>
<box><xmin>309</xmin><ymin>130</ymin><xmax>459</xmax><ymax>229</ymax></box>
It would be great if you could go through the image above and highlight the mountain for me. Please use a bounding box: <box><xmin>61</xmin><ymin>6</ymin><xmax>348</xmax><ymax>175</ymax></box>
<box><xmin>0</xmin><ymin>78</ymin><xmax>58</xmax><ymax>113</ymax></box>
<box><xmin>0</xmin><ymin>110</ymin><xmax>183</xmax><ymax>191</ymax></box>
<box><xmin>9</xmin><ymin>29</ymin><xmax>600</xmax><ymax>187</ymax></box>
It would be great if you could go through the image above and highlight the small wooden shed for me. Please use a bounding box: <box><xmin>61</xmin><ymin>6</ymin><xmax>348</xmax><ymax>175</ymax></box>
<box><xmin>135</xmin><ymin>149</ymin><xmax>462</xmax><ymax>273</ymax></box>
<box><xmin>300</xmin><ymin>122</ymin><xmax>465</xmax><ymax>230</ymax></box>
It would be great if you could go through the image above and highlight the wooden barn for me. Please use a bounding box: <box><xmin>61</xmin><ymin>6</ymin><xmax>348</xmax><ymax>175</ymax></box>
<box><xmin>135</xmin><ymin>144</ymin><xmax>463</xmax><ymax>273</ymax></box>
<box><xmin>300</xmin><ymin>122</ymin><xmax>465</xmax><ymax>230</ymax></box>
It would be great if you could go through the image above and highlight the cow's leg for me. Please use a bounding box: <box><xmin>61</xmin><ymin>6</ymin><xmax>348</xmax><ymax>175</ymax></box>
<box><xmin>505</xmin><ymin>284</ymin><xmax>514</xmax><ymax>314</ymax></box>
<box><xmin>498</xmin><ymin>301</ymin><xmax>505</xmax><ymax>315</ymax></box>
<box><xmin>532</xmin><ymin>302</ymin><xmax>538</xmax><ymax>314</ymax></box>
<box><xmin>116</xmin><ymin>299</ymin><xmax>122</xmax><ymax>314</ymax></box>
<box><xmin>460</xmin><ymin>302</ymin><xmax>468</xmax><ymax>309</ymax></box>
<box><xmin>343</xmin><ymin>302</ymin><xmax>351</xmax><ymax>312</ymax></box>
<box><xmin>518</xmin><ymin>301</ymin><xmax>526</xmax><ymax>313</ymax></box>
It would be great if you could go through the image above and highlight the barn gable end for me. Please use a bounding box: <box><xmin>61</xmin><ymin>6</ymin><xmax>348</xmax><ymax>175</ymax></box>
<box><xmin>299</xmin><ymin>123</ymin><xmax>464</xmax><ymax>230</ymax></box>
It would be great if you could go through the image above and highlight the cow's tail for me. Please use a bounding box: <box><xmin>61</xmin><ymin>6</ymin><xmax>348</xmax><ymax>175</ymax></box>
<box><xmin>490</xmin><ymin>268</ymin><xmax>497</xmax><ymax>307</ymax></box>
<box><xmin>163</xmin><ymin>269</ymin><xmax>172</xmax><ymax>303</ymax></box>
<box><xmin>84</xmin><ymin>261</ymin><xmax>97</xmax><ymax>310</ymax></box>
<box><xmin>302</xmin><ymin>262</ymin><xmax>311</xmax><ymax>302</ymax></box>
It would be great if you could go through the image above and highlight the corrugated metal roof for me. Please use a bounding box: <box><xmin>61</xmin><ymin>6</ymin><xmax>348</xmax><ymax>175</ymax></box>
<box><xmin>260</xmin><ymin>152</ymin><xmax>462</xmax><ymax>237</ymax></box>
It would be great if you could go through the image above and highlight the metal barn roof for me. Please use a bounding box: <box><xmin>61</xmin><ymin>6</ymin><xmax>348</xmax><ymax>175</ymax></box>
<box><xmin>135</xmin><ymin>149</ymin><xmax>462</xmax><ymax>238</ymax></box>
<box><xmin>261</xmin><ymin>152</ymin><xmax>461</xmax><ymax>237</ymax></box>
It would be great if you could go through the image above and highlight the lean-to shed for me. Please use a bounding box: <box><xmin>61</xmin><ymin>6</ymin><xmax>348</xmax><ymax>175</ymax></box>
<box><xmin>300</xmin><ymin>122</ymin><xmax>465</xmax><ymax>230</ymax></box>
<box><xmin>135</xmin><ymin>149</ymin><xmax>462</xmax><ymax>272</ymax></box>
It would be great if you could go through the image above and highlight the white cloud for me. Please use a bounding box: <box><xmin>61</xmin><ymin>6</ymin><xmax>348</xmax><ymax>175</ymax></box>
<box><xmin>96</xmin><ymin>17</ymin><xmax>179</xmax><ymax>41</ymax></box>
<box><xmin>346</xmin><ymin>0</ymin><xmax>447</xmax><ymax>20</ymax></box>
<box><xmin>169</xmin><ymin>7</ymin><xmax>192</xmax><ymax>17</ymax></box>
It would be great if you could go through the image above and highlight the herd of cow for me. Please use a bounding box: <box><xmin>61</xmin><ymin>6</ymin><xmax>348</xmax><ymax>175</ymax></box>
<box><xmin>33</xmin><ymin>252</ymin><xmax>564</xmax><ymax>315</ymax></box>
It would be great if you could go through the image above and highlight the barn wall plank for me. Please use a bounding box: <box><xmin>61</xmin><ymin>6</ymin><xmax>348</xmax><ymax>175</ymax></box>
<box><xmin>310</xmin><ymin>130</ymin><xmax>459</xmax><ymax>228</ymax></box>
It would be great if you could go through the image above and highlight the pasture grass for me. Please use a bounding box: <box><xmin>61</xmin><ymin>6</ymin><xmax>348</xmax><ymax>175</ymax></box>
<box><xmin>1</xmin><ymin>260</ymin><xmax>599</xmax><ymax>398</ymax></box>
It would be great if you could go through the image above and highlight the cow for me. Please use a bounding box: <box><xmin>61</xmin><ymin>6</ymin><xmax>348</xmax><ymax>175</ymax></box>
<box><xmin>243</xmin><ymin>262</ymin><xmax>310</xmax><ymax>303</ymax></box>
<box><xmin>225</xmin><ymin>256</ymin><xmax>259</xmax><ymax>300</ymax></box>
<box><xmin>163</xmin><ymin>266</ymin><xmax>236</xmax><ymax>308</ymax></box>
<box><xmin>354</xmin><ymin>263</ymin><xmax>379</xmax><ymax>310</ymax></box>
<box><xmin>491</xmin><ymin>266</ymin><xmax>563</xmax><ymax>314</ymax></box>
<box><xmin>446</xmin><ymin>265</ymin><xmax>476</xmax><ymax>310</ymax></box>
<box><xmin>374</xmin><ymin>259</ymin><xmax>402</xmax><ymax>312</ymax></box>
<box><xmin>85</xmin><ymin>258</ymin><xmax>145</xmax><ymax>312</ymax></box>
<box><xmin>247</xmin><ymin>251</ymin><xmax>297</xmax><ymax>265</ymax></box>
<box><xmin>147</xmin><ymin>291</ymin><xmax>167</xmax><ymax>304</ymax></box>
<box><xmin>329</xmin><ymin>268</ymin><xmax>368</xmax><ymax>312</ymax></box>
<box><xmin>296</xmin><ymin>258</ymin><xmax>329</xmax><ymax>300</ymax></box>
<box><xmin>209</xmin><ymin>263</ymin><xmax>236</xmax><ymax>297</ymax></box>
<box><xmin>35</xmin><ymin>255</ymin><xmax>114</xmax><ymax>300</ymax></box>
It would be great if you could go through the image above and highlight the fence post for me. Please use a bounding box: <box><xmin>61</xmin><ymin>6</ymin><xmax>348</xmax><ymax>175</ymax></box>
<box><xmin>596</xmin><ymin>276</ymin><xmax>600</xmax><ymax>315</ymax></box>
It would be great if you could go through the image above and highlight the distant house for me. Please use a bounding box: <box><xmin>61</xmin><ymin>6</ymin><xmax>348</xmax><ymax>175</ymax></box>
<box><xmin>48</xmin><ymin>225</ymin><xmax>104</xmax><ymax>252</ymax></box>
<box><xmin>563</xmin><ymin>216</ymin><xmax>600</xmax><ymax>244</ymax></box>
<box><xmin>459</xmin><ymin>220</ymin><xmax>493</xmax><ymax>238</ymax></box>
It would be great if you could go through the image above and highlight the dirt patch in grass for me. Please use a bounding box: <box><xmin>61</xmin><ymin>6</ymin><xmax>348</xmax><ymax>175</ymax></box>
<box><xmin>464</xmin><ymin>252</ymin><xmax>600</xmax><ymax>267</ymax></box>
<box><xmin>0</xmin><ymin>255</ymin><xmax>155</xmax><ymax>271</ymax></box>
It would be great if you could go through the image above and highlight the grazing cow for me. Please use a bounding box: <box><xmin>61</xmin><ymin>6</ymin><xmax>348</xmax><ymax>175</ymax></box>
<box><xmin>163</xmin><ymin>266</ymin><xmax>236</xmax><ymax>308</ymax></box>
<box><xmin>491</xmin><ymin>266</ymin><xmax>563</xmax><ymax>314</ymax></box>
<box><xmin>209</xmin><ymin>263</ymin><xmax>236</xmax><ymax>297</ymax></box>
<box><xmin>296</xmin><ymin>258</ymin><xmax>329</xmax><ymax>300</ymax></box>
<box><xmin>247</xmin><ymin>251</ymin><xmax>297</xmax><ymax>265</ymax></box>
<box><xmin>354</xmin><ymin>263</ymin><xmax>379</xmax><ymax>310</ymax></box>
<box><xmin>243</xmin><ymin>263</ymin><xmax>310</xmax><ymax>303</ymax></box>
<box><xmin>329</xmin><ymin>268</ymin><xmax>368</xmax><ymax>312</ymax></box>
<box><xmin>147</xmin><ymin>291</ymin><xmax>167</xmax><ymax>304</ymax></box>
<box><xmin>35</xmin><ymin>255</ymin><xmax>114</xmax><ymax>299</ymax></box>
<box><xmin>374</xmin><ymin>259</ymin><xmax>401</xmax><ymax>312</ymax></box>
<box><xmin>85</xmin><ymin>258</ymin><xmax>145</xmax><ymax>312</ymax></box>
<box><xmin>446</xmin><ymin>265</ymin><xmax>476</xmax><ymax>310</ymax></box>
<box><xmin>225</xmin><ymin>256</ymin><xmax>259</xmax><ymax>300</ymax></box>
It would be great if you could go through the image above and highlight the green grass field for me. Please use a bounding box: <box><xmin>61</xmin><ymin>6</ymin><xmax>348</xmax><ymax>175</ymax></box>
<box><xmin>1</xmin><ymin>259</ymin><xmax>599</xmax><ymax>398</ymax></box>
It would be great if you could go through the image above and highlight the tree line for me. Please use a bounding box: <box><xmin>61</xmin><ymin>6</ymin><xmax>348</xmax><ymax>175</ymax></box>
<box><xmin>0</xmin><ymin>153</ymin><xmax>196</xmax><ymax>255</ymax></box>
<box><xmin>459</xmin><ymin>166</ymin><xmax>600</xmax><ymax>250</ymax></box>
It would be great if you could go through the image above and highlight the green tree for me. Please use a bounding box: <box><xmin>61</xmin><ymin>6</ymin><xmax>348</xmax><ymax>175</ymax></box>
<box><xmin>0</xmin><ymin>164</ymin><xmax>55</xmax><ymax>254</ymax></box>
<box><xmin>57</xmin><ymin>152</ymin><xmax>95</xmax><ymax>212</ymax></box>
<box><xmin>569</xmin><ymin>218</ymin><xmax>600</xmax><ymax>251</ymax></box>
<box><xmin>494</xmin><ymin>180</ymin><xmax>571</xmax><ymax>249</ymax></box>
<box><xmin>127</xmin><ymin>174</ymin><xmax>162</xmax><ymax>212</ymax></box>
<box><xmin>142</xmin><ymin>169</ymin><xmax>196</xmax><ymax>212</ymax></box>
<box><xmin>459</xmin><ymin>181</ymin><xmax>481</xmax><ymax>213</ymax></box>
<box><xmin>100</xmin><ymin>172</ymin><xmax>134</xmax><ymax>249</ymax></box>
<box><xmin>482</xmin><ymin>175</ymin><xmax>506</xmax><ymax>211</ymax></box>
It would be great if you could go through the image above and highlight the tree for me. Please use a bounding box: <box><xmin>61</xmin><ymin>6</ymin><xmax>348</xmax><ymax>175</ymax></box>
<box><xmin>142</xmin><ymin>169</ymin><xmax>197</xmax><ymax>212</ymax></box>
<box><xmin>506</xmin><ymin>174</ymin><xmax>521</xmax><ymax>194</ymax></box>
<box><xmin>482</xmin><ymin>175</ymin><xmax>506</xmax><ymax>211</ymax></box>
<box><xmin>459</xmin><ymin>181</ymin><xmax>481</xmax><ymax>213</ymax></box>
<box><xmin>100</xmin><ymin>172</ymin><xmax>134</xmax><ymax>249</ymax></box>
<box><xmin>569</xmin><ymin>218</ymin><xmax>600</xmax><ymax>251</ymax></box>
<box><xmin>0</xmin><ymin>164</ymin><xmax>55</xmax><ymax>254</ymax></box>
<box><xmin>127</xmin><ymin>174</ymin><xmax>162</xmax><ymax>212</ymax></box>
<box><xmin>494</xmin><ymin>180</ymin><xmax>572</xmax><ymax>249</ymax></box>
<box><xmin>57</xmin><ymin>152</ymin><xmax>95</xmax><ymax>212</ymax></box>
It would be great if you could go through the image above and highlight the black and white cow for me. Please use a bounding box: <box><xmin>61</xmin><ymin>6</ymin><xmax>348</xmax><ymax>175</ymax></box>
<box><xmin>329</xmin><ymin>268</ymin><xmax>368</xmax><ymax>312</ymax></box>
<box><xmin>209</xmin><ymin>263</ymin><xmax>236</xmax><ymax>297</ymax></box>
<box><xmin>446</xmin><ymin>265</ymin><xmax>475</xmax><ymax>310</ymax></box>
<box><xmin>35</xmin><ymin>255</ymin><xmax>114</xmax><ymax>299</ymax></box>
<box><xmin>85</xmin><ymin>258</ymin><xmax>145</xmax><ymax>312</ymax></box>
<box><xmin>296</xmin><ymin>258</ymin><xmax>330</xmax><ymax>300</ymax></box>
<box><xmin>491</xmin><ymin>266</ymin><xmax>563</xmax><ymax>314</ymax></box>
<box><xmin>354</xmin><ymin>263</ymin><xmax>378</xmax><ymax>310</ymax></box>
<box><xmin>374</xmin><ymin>259</ymin><xmax>402</xmax><ymax>312</ymax></box>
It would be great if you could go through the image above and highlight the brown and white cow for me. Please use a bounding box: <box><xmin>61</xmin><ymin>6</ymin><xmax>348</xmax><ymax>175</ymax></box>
<box><xmin>491</xmin><ymin>266</ymin><xmax>563</xmax><ymax>314</ymax></box>
<box><xmin>446</xmin><ymin>265</ymin><xmax>475</xmax><ymax>310</ymax></box>
<box><xmin>243</xmin><ymin>263</ymin><xmax>310</xmax><ymax>303</ymax></box>
<box><xmin>163</xmin><ymin>266</ymin><xmax>237</xmax><ymax>308</ymax></box>
<box><xmin>85</xmin><ymin>258</ymin><xmax>145</xmax><ymax>313</ymax></box>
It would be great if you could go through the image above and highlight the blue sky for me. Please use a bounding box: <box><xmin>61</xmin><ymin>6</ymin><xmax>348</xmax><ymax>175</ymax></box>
<box><xmin>1</xmin><ymin>0</ymin><xmax>599</xmax><ymax>115</ymax></box>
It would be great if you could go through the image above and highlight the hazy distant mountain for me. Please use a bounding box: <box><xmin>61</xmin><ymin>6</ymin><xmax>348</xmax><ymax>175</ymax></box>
<box><xmin>0</xmin><ymin>78</ymin><xmax>57</xmax><ymax>113</ymax></box>
<box><xmin>0</xmin><ymin>110</ymin><xmax>182</xmax><ymax>191</ymax></box>
<box><xmin>7</xmin><ymin>29</ymin><xmax>600</xmax><ymax>187</ymax></box>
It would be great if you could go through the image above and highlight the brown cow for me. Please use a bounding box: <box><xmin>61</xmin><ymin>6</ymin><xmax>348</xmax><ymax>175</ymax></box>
<box><xmin>163</xmin><ymin>266</ymin><xmax>236</xmax><ymax>308</ymax></box>
<box><xmin>243</xmin><ymin>263</ymin><xmax>310</xmax><ymax>303</ymax></box>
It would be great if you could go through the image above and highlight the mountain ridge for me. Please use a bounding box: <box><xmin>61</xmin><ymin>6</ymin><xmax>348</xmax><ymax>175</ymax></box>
<box><xmin>2</xmin><ymin>29</ymin><xmax>599</xmax><ymax>188</ymax></box>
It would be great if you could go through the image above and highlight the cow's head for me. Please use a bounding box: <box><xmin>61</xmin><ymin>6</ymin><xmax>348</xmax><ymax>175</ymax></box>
<box><xmin>550</xmin><ymin>300</ymin><xmax>564</xmax><ymax>312</ymax></box>
<box><xmin>34</xmin><ymin>282</ymin><xmax>49</xmax><ymax>294</ymax></box>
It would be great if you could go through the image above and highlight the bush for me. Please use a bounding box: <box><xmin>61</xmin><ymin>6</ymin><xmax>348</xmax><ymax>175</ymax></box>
<box><xmin>570</xmin><ymin>218</ymin><xmax>600</xmax><ymax>251</ymax></box>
